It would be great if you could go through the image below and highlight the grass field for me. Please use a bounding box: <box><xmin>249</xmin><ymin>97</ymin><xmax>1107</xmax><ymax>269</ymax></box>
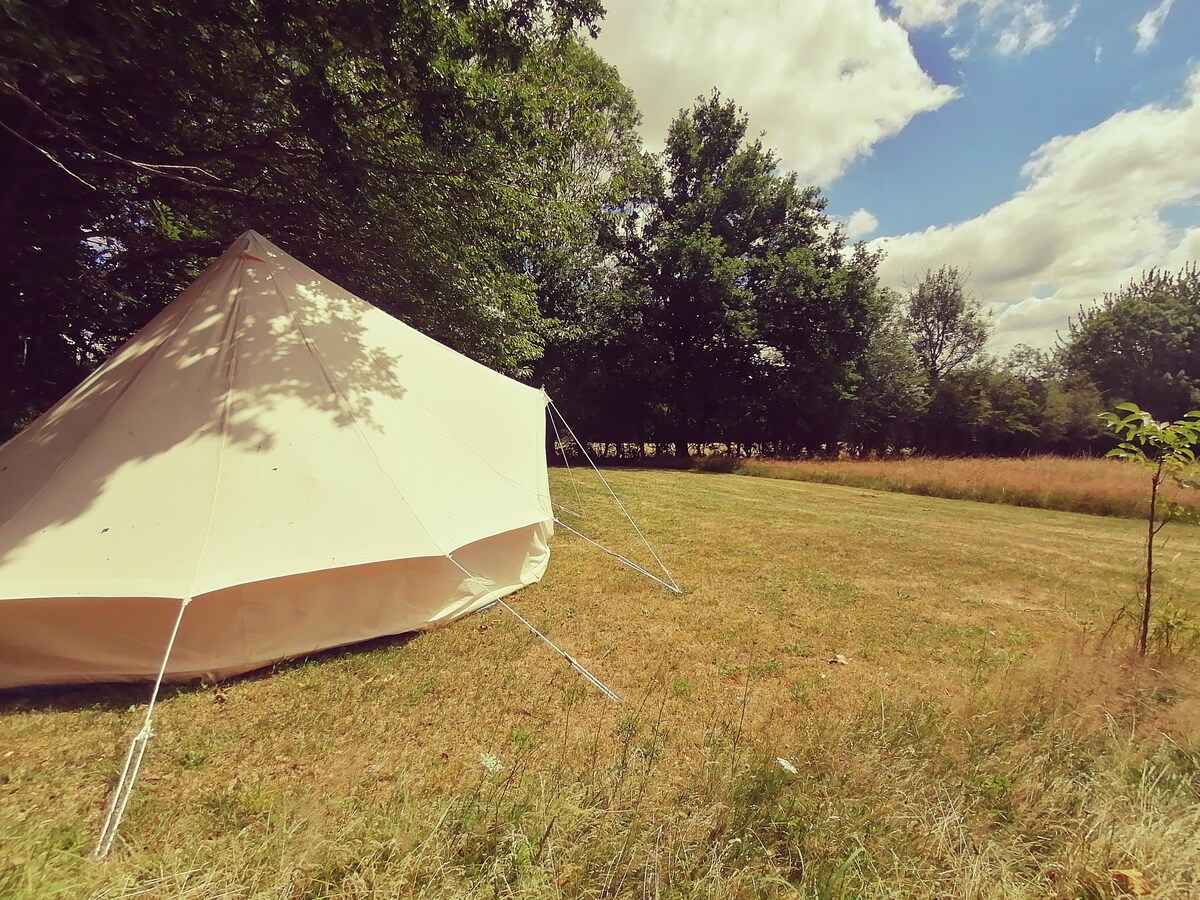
<box><xmin>2</xmin><ymin>470</ymin><xmax>1199</xmax><ymax>898</ymax></box>
<box><xmin>737</xmin><ymin>455</ymin><xmax>1200</xmax><ymax>521</ymax></box>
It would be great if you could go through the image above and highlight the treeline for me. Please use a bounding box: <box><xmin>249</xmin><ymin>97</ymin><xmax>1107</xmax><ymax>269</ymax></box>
<box><xmin>1</xmin><ymin>2</ymin><xmax>1196</xmax><ymax>457</ymax></box>
<box><xmin>546</xmin><ymin>256</ymin><xmax>1198</xmax><ymax>460</ymax></box>
<box><xmin>534</xmin><ymin>98</ymin><xmax>1199</xmax><ymax>459</ymax></box>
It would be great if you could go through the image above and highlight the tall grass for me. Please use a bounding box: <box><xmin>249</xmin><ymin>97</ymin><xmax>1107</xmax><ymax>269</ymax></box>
<box><xmin>3</xmin><ymin>660</ymin><xmax>1197</xmax><ymax>898</ymax></box>
<box><xmin>2</xmin><ymin>470</ymin><xmax>1198</xmax><ymax>898</ymax></box>
<box><xmin>737</xmin><ymin>455</ymin><xmax>1200</xmax><ymax>520</ymax></box>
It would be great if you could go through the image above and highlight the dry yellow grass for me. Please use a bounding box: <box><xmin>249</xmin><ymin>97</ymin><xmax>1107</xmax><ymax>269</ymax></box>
<box><xmin>2</xmin><ymin>470</ymin><xmax>1199</xmax><ymax>898</ymax></box>
<box><xmin>739</xmin><ymin>454</ymin><xmax>1200</xmax><ymax>520</ymax></box>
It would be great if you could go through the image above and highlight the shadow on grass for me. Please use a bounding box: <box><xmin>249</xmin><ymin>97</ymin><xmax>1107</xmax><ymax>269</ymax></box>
<box><xmin>0</xmin><ymin>630</ymin><xmax>421</xmax><ymax>715</ymax></box>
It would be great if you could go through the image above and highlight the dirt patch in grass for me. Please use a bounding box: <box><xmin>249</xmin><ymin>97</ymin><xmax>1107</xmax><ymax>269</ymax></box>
<box><xmin>2</xmin><ymin>471</ymin><xmax>1198</xmax><ymax>898</ymax></box>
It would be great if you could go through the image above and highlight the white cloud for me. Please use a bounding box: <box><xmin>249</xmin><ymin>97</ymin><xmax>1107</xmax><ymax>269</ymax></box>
<box><xmin>592</xmin><ymin>0</ymin><xmax>957</xmax><ymax>184</ymax></box>
<box><xmin>894</xmin><ymin>0</ymin><xmax>971</xmax><ymax>28</ymax></box>
<box><xmin>845</xmin><ymin>209</ymin><xmax>880</xmax><ymax>241</ymax></box>
<box><xmin>1134</xmin><ymin>0</ymin><xmax>1175</xmax><ymax>53</ymax></box>
<box><xmin>894</xmin><ymin>0</ymin><xmax>1079</xmax><ymax>56</ymax></box>
<box><xmin>994</xmin><ymin>2</ymin><xmax>1078</xmax><ymax>56</ymax></box>
<box><xmin>871</xmin><ymin>66</ymin><xmax>1200</xmax><ymax>352</ymax></box>
<box><xmin>949</xmin><ymin>44</ymin><xmax>972</xmax><ymax>60</ymax></box>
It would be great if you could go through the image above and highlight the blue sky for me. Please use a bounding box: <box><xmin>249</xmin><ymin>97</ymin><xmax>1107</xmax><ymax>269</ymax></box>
<box><xmin>831</xmin><ymin>0</ymin><xmax>1200</xmax><ymax>236</ymax></box>
<box><xmin>594</xmin><ymin>0</ymin><xmax>1200</xmax><ymax>351</ymax></box>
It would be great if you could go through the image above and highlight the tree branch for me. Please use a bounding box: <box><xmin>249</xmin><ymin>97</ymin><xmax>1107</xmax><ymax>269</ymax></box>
<box><xmin>1</xmin><ymin>82</ymin><xmax>244</xmax><ymax>194</ymax></box>
<box><xmin>0</xmin><ymin>118</ymin><xmax>96</xmax><ymax>190</ymax></box>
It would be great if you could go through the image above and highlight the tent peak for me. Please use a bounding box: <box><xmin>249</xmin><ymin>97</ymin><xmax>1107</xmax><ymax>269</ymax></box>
<box><xmin>232</xmin><ymin>229</ymin><xmax>275</xmax><ymax>249</ymax></box>
<box><xmin>232</xmin><ymin>230</ymin><xmax>273</xmax><ymax>262</ymax></box>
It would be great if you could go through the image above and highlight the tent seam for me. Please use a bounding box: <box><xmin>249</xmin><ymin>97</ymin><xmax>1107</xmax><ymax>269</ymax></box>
<box><xmin>270</xmin><ymin>262</ymin><xmax>552</xmax><ymax>524</ymax></box>
<box><xmin>185</xmin><ymin>255</ymin><xmax>247</xmax><ymax>600</ymax></box>
<box><xmin>255</xmin><ymin>244</ymin><xmax>454</xmax><ymax>560</ymax></box>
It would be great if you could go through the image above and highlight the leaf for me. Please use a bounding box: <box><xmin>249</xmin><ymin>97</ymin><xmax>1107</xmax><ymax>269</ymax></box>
<box><xmin>824</xmin><ymin>846</ymin><xmax>865</xmax><ymax>894</ymax></box>
<box><xmin>1109</xmin><ymin>869</ymin><xmax>1153</xmax><ymax>896</ymax></box>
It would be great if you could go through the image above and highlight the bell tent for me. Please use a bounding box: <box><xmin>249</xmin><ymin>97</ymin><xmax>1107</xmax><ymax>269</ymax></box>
<box><xmin>0</xmin><ymin>230</ymin><xmax>558</xmax><ymax>690</ymax></box>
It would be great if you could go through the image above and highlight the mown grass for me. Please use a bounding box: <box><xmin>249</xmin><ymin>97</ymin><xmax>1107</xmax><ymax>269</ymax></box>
<box><xmin>2</xmin><ymin>470</ymin><xmax>1199</xmax><ymax>898</ymax></box>
<box><xmin>734</xmin><ymin>455</ymin><xmax>1200</xmax><ymax>521</ymax></box>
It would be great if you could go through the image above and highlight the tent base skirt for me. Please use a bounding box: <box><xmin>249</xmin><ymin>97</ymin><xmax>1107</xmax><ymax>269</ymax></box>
<box><xmin>0</xmin><ymin>522</ymin><xmax>549</xmax><ymax>690</ymax></box>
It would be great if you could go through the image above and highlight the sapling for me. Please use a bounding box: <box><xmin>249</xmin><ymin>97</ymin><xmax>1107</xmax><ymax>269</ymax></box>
<box><xmin>1099</xmin><ymin>403</ymin><xmax>1200</xmax><ymax>655</ymax></box>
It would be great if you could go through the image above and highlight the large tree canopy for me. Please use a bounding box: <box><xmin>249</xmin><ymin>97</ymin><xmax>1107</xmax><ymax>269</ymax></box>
<box><xmin>1060</xmin><ymin>266</ymin><xmax>1200</xmax><ymax>421</ymax></box>
<box><xmin>632</xmin><ymin>93</ymin><xmax>883</xmax><ymax>456</ymax></box>
<box><xmin>2</xmin><ymin>4</ymin><xmax>1196</xmax><ymax>459</ymax></box>
<box><xmin>0</xmin><ymin>0</ymin><xmax>613</xmax><ymax>436</ymax></box>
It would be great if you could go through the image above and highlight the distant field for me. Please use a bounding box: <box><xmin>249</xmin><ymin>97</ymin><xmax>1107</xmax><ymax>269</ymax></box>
<box><xmin>739</xmin><ymin>454</ymin><xmax>1200</xmax><ymax>521</ymax></box>
<box><xmin>2</xmin><ymin>471</ymin><xmax>1199</xmax><ymax>898</ymax></box>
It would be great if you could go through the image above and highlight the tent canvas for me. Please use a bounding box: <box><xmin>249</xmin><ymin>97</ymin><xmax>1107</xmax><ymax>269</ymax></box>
<box><xmin>0</xmin><ymin>230</ymin><xmax>554</xmax><ymax>690</ymax></box>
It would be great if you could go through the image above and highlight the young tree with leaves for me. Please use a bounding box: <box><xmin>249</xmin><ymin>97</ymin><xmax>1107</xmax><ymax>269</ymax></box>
<box><xmin>1100</xmin><ymin>403</ymin><xmax>1200</xmax><ymax>655</ymax></box>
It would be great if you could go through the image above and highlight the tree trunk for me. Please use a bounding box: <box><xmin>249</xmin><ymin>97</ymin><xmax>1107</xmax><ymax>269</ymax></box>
<box><xmin>1141</xmin><ymin>472</ymin><xmax>1160</xmax><ymax>655</ymax></box>
<box><xmin>673</xmin><ymin>418</ymin><xmax>690</xmax><ymax>459</ymax></box>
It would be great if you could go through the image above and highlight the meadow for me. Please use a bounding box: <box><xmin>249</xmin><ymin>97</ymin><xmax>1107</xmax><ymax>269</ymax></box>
<box><xmin>736</xmin><ymin>454</ymin><xmax>1200</xmax><ymax>521</ymax></box>
<box><xmin>2</xmin><ymin>469</ymin><xmax>1199</xmax><ymax>898</ymax></box>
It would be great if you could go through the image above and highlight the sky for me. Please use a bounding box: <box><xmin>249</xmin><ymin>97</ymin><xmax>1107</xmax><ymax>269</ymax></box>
<box><xmin>592</xmin><ymin>0</ymin><xmax>1200</xmax><ymax>354</ymax></box>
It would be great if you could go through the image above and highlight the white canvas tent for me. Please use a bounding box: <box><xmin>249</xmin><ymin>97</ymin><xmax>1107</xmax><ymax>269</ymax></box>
<box><xmin>0</xmin><ymin>230</ymin><xmax>557</xmax><ymax>691</ymax></box>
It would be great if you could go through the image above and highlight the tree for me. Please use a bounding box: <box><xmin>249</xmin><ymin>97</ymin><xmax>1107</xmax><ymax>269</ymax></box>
<box><xmin>845</xmin><ymin>290</ymin><xmax>929</xmax><ymax>456</ymax></box>
<box><xmin>635</xmin><ymin>92</ymin><xmax>882</xmax><ymax>457</ymax></box>
<box><xmin>904</xmin><ymin>265</ymin><xmax>990</xmax><ymax>384</ymax></box>
<box><xmin>0</xmin><ymin>0</ymin><xmax>612</xmax><ymax>437</ymax></box>
<box><xmin>1002</xmin><ymin>343</ymin><xmax>1056</xmax><ymax>382</ymax></box>
<box><xmin>1033</xmin><ymin>376</ymin><xmax>1107</xmax><ymax>454</ymax></box>
<box><xmin>1061</xmin><ymin>266</ymin><xmax>1200</xmax><ymax>420</ymax></box>
<box><xmin>525</xmin><ymin>39</ymin><xmax>660</xmax><ymax>453</ymax></box>
<box><xmin>1003</xmin><ymin>345</ymin><xmax>1107</xmax><ymax>454</ymax></box>
<box><xmin>638</xmin><ymin>95</ymin><xmax>767</xmax><ymax>457</ymax></box>
<box><xmin>1100</xmin><ymin>403</ymin><xmax>1200</xmax><ymax>655</ymax></box>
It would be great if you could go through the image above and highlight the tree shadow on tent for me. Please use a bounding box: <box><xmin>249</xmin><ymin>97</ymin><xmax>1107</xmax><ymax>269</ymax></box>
<box><xmin>0</xmin><ymin>233</ymin><xmax>407</xmax><ymax>568</ymax></box>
